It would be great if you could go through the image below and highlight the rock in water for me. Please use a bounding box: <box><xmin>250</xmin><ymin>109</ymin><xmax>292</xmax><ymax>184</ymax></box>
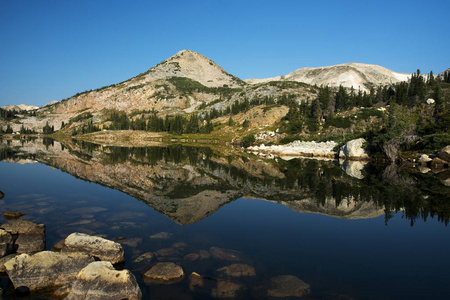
<box><xmin>217</xmin><ymin>264</ymin><xmax>256</xmax><ymax>278</ymax></box>
<box><xmin>0</xmin><ymin>219</ymin><xmax>41</xmax><ymax>235</ymax></box>
<box><xmin>267</xmin><ymin>275</ymin><xmax>310</xmax><ymax>298</ymax></box>
<box><xmin>3</xmin><ymin>211</ymin><xmax>26</xmax><ymax>219</ymax></box>
<box><xmin>15</xmin><ymin>224</ymin><xmax>45</xmax><ymax>253</ymax></box>
<box><xmin>4</xmin><ymin>251</ymin><xmax>94</xmax><ymax>292</ymax></box>
<box><xmin>61</xmin><ymin>232</ymin><xmax>125</xmax><ymax>265</ymax></box>
<box><xmin>66</xmin><ymin>261</ymin><xmax>142</xmax><ymax>300</ymax></box>
<box><xmin>143</xmin><ymin>262</ymin><xmax>184</xmax><ymax>283</ymax></box>
<box><xmin>189</xmin><ymin>272</ymin><xmax>246</xmax><ymax>298</ymax></box>
<box><xmin>0</xmin><ymin>191</ymin><xmax>4</xmax><ymax>200</ymax></box>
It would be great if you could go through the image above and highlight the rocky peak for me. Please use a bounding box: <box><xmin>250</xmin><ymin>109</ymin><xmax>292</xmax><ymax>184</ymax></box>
<box><xmin>144</xmin><ymin>49</ymin><xmax>244</xmax><ymax>88</ymax></box>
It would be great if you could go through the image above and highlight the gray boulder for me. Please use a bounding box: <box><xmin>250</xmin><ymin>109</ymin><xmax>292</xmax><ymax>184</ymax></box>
<box><xmin>61</xmin><ymin>233</ymin><xmax>124</xmax><ymax>265</ymax></box>
<box><xmin>339</xmin><ymin>138</ymin><xmax>369</xmax><ymax>159</ymax></box>
<box><xmin>66</xmin><ymin>261</ymin><xmax>142</xmax><ymax>300</ymax></box>
<box><xmin>4</xmin><ymin>251</ymin><xmax>94</xmax><ymax>292</ymax></box>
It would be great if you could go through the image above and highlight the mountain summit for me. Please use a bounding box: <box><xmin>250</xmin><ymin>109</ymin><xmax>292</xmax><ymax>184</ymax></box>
<box><xmin>245</xmin><ymin>63</ymin><xmax>411</xmax><ymax>91</ymax></box>
<box><xmin>142</xmin><ymin>50</ymin><xmax>244</xmax><ymax>88</ymax></box>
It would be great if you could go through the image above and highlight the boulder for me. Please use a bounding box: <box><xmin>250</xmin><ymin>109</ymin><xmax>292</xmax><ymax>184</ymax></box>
<box><xmin>15</xmin><ymin>224</ymin><xmax>45</xmax><ymax>254</ymax></box>
<box><xmin>210</xmin><ymin>247</ymin><xmax>242</xmax><ymax>262</ymax></box>
<box><xmin>143</xmin><ymin>262</ymin><xmax>184</xmax><ymax>283</ymax></box>
<box><xmin>61</xmin><ymin>233</ymin><xmax>125</xmax><ymax>265</ymax></box>
<box><xmin>437</xmin><ymin>145</ymin><xmax>450</xmax><ymax>162</ymax></box>
<box><xmin>339</xmin><ymin>138</ymin><xmax>369</xmax><ymax>159</ymax></box>
<box><xmin>4</xmin><ymin>251</ymin><xmax>94</xmax><ymax>292</ymax></box>
<box><xmin>0</xmin><ymin>191</ymin><xmax>4</xmax><ymax>200</ymax></box>
<box><xmin>267</xmin><ymin>275</ymin><xmax>310</xmax><ymax>298</ymax></box>
<box><xmin>4</xmin><ymin>211</ymin><xmax>26</xmax><ymax>219</ymax></box>
<box><xmin>217</xmin><ymin>264</ymin><xmax>256</xmax><ymax>278</ymax></box>
<box><xmin>0</xmin><ymin>229</ymin><xmax>13</xmax><ymax>257</ymax></box>
<box><xmin>66</xmin><ymin>261</ymin><xmax>142</xmax><ymax>300</ymax></box>
<box><xmin>0</xmin><ymin>219</ymin><xmax>41</xmax><ymax>235</ymax></box>
<box><xmin>189</xmin><ymin>272</ymin><xmax>246</xmax><ymax>298</ymax></box>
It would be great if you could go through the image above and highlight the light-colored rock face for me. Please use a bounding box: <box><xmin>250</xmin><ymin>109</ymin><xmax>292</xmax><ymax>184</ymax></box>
<box><xmin>146</xmin><ymin>50</ymin><xmax>243</xmax><ymax>88</ymax></box>
<box><xmin>340</xmin><ymin>138</ymin><xmax>369</xmax><ymax>158</ymax></box>
<box><xmin>66</xmin><ymin>261</ymin><xmax>142</xmax><ymax>300</ymax></box>
<box><xmin>4</xmin><ymin>251</ymin><xmax>94</xmax><ymax>292</ymax></box>
<box><xmin>246</xmin><ymin>62</ymin><xmax>411</xmax><ymax>91</ymax></box>
<box><xmin>1</xmin><ymin>104</ymin><xmax>39</xmax><ymax>111</ymax></box>
<box><xmin>62</xmin><ymin>232</ymin><xmax>125</xmax><ymax>265</ymax></box>
<box><xmin>0</xmin><ymin>229</ymin><xmax>13</xmax><ymax>257</ymax></box>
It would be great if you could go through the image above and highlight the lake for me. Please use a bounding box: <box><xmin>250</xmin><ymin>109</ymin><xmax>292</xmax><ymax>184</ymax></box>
<box><xmin>1</xmin><ymin>138</ymin><xmax>450</xmax><ymax>299</ymax></box>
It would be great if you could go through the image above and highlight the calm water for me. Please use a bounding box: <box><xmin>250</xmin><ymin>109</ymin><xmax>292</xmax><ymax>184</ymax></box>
<box><xmin>1</xmin><ymin>139</ymin><xmax>450</xmax><ymax>299</ymax></box>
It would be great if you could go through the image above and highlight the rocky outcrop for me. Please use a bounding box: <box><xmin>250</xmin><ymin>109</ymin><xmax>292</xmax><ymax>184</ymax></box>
<box><xmin>61</xmin><ymin>232</ymin><xmax>125</xmax><ymax>265</ymax></box>
<box><xmin>247</xmin><ymin>141</ymin><xmax>338</xmax><ymax>159</ymax></box>
<box><xmin>143</xmin><ymin>262</ymin><xmax>184</xmax><ymax>283</ymax></box>
<box><xmin>267</xmin><ymin>275</ymin><xmax>310</xmax><ymax>298</ymax></box>
<box><xmin>66</xmin><ymin>261</ymin><xmax>142</xmax><ymax>300</ymax></box>
<box><xmin>4</xmin><ymin>251</ymin><xmax>94</xmax><ymax>292</ymax></box>
<box><xmin>339</xmin><ymin>138</ymin><xmax>369</xmax><ymax>159</ymax></box>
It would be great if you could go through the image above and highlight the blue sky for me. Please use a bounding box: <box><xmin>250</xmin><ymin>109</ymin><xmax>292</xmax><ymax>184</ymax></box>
<box><xmin>1</xmin><ymin>0</ymin><xmax>449</xmax><ymax>107</ymax></box>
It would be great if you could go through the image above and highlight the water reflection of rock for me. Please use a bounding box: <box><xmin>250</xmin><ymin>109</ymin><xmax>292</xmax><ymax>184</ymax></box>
<box><xmin>1</xmin><ymin>139</ymin><xmax>388</xmax><ymax>223</ymax></box>
<box><xmin>339</xmin><ymin>159</ymin><xmax>367</xmax><ymax>179</ymax></box>
<box><xmin>270</xmin><ymin>197</ymin><xmax>385</xmax><ymax>219</ymax></box>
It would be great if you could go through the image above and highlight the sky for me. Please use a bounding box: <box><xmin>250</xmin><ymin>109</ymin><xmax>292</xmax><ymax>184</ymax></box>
<box><xmin>1</xmin><ymin>0</ymin><xmax>449</xmax><ymax>107</ymax></box>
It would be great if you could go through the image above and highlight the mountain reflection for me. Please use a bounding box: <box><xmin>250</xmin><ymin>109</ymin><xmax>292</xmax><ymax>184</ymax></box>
<box><xmin>1</xmin><ymin>138</ymin><xmax>449</xmax><ymax>226</ymax></box>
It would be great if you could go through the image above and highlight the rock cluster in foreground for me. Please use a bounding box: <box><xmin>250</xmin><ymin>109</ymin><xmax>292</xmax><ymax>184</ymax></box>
<box><xmin>0</xmin><ymin>216</ymin><xmax>141</xmax><ymax>299</ymax></box>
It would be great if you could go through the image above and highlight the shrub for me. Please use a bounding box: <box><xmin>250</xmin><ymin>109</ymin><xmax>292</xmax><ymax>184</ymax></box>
<box><xmin>241</xmin><ymin>134</ymin><xmax>255</xmax><ymax>147</ymax></box>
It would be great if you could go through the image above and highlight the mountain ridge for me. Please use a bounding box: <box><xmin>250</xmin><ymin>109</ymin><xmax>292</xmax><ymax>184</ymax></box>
<box><xmin>245</xmin><ymin>62</ymin><xmax>411</xmax><ymax>91</ymax></box>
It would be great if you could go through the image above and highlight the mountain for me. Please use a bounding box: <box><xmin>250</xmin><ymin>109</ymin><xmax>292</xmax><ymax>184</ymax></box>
<box><xmin>245</xmin><ymin>63</ymin><xmax>411</xmax><ymax>91</ymax></box>
<box><xmin>1</xmin><ymin>104</ymin><xmax>39</xmax><ymax>111</ymax></box>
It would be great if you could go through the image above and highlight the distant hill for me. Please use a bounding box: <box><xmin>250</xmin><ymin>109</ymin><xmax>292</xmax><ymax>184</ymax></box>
<box><xmin>245</xmin><ymin>63</ymin><xmax>411</xmax><ymax>91</ymax></box>
<box><xmin>1</xmin><ymin>104</ymin><xmax>39</xmax><ymax>111</ymax></box>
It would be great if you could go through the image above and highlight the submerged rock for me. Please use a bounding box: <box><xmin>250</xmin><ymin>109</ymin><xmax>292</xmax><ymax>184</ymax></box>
<box><xmin>3</xmin><ymin>211</ymin><xmax>26</xmax><ymax>219</ymax></box>
<box><xmin>61</xmin><ymin>232</ymin><xmax>125</xmax><ymax>265</ymax></box>
<box><xmin>184</xmin><ymin>253</ymin><xmax>200</xmax><ymax>261</ymax></box>
<box><xmin>217</xmin><ymin>264</ymin><xmax>256</xmax><ymax>278</ymax></box>
<box><xmin>189</xmin><ymin>272</ymin><xmax>246</xmax><ymax>299</ymax></box>
<box><xmin>0</xmin><ymin>191</ymin><xmax>4</xmax><ymax>199</ymax></box>
<box><xmin>267</xmin><ymin>275</ymin><xmax>310</xmax><ymax>298</ymax></box>
<box><xmin>133</xmin><ymin>252</ymin><xmax>154</xmax><ymax>264</ymax></box>
<box><xmin>143</xmin><ymin>262</ymin><xmax>184</xmax><ymax>283</ymax></box>
<box><xmin>4</xmin><ymin>251</ymin><xmax>94</xmax><ymax>292</ymax></box>
<box><xmin>66</xmin><ymin>261</ymin><xmax>142</xmax><ymax>300</ymax></box>
<box><xmin>150</xmin><ymin>232</ymin><xmax>172</xmax><ymax>239</ymax></box>
<box><xmin>210</xmin><ymin>247</ymin><xmax>242</xmax><ymax>262</ymax></box>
